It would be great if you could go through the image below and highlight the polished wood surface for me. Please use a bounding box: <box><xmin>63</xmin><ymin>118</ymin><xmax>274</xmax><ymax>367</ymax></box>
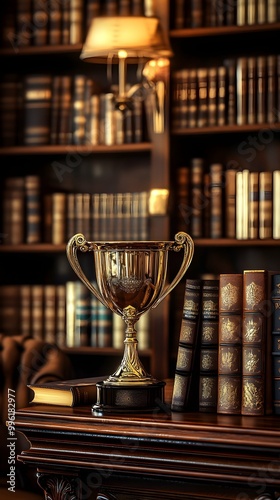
<box><xmin>16</xmin><ymin>380</ymin><xmax>280</xmax><ymax>500</ymax></box>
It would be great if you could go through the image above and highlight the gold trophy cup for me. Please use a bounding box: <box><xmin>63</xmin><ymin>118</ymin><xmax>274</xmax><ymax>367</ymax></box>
<box><xmin>66</xmin><ymin>232</ymin><xmax>194</xmax><ymax>413</ymax></box>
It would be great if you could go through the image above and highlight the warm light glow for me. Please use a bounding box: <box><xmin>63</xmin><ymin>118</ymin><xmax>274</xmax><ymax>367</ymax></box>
<box><xmin>80</xmin><ymin>17</ymin><xmax>173</xmax><ymax>62</ymax></box>
<box><xmin>118</xmin><ymin>50</ymin><xmax>128</xmax><ymax>59</ymax></box>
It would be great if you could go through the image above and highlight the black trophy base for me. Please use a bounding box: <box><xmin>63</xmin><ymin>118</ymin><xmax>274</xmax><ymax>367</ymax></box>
<box><xmin>92</xmin><ymin>380</ymin><xmax>166</xmax><ymax>414</ymax></box>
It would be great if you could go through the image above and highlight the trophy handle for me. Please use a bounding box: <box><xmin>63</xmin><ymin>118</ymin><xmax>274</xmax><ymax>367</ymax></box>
<box><xmin>66</xmin><ymin>233</ymin><xmax>108</xmax><ymax>308</ymax></box>
<box><xmin>152</xmin><ymin>231</ymin><xmax>194</xmax><ymax>309</ymax></box>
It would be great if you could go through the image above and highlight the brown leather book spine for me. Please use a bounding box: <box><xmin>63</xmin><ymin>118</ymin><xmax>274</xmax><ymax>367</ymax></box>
<box><xmin>191</xmin><ymin>0</ymin><xmax>203</xmax><ymax>27</ymax></box>
<box><xmin>209</xmin><ymin>163</ymin><xmax>223</xmax><ymax>239</ymax></box>
<box><xmin>267</xmin><ymin>55</ymin><xmax>277</xmax><ymax>124</ymax></box>
<box><xmin>33</xmin><ymin>0</ymin><xmax>48</xmax><ymax>46</ymax></box>
<box><xmin>197</xmin><ymin>68</ymin><xmax>208</xmax><ymax>127</ymax></box>
<box><xmin>272</xmin><ymin>274</ymin><xmax>280</xmax><ymax>414</ymax></box>
<box><xmin>199</xmin><ymin>279</ymin><xmax>219</xmax><ymax>413</ymax></box>
<box><xmin>225</xmin><ymin>168</ymin><xmax>237</xmax><ymax>238</ymax></box>
<box><xmin>49</xmin><ymin>0</ymin><xmax>62</xmax><ymax>45</ymax></box>
<box><xmin>257</xmin><ymin>56</ymin><xmax>266</xmax><ymax>124</ymax></box>
<box><xmin>208</xmin><ymin>67</ymin><xmax>217</xmax><ymax>126</ymax></box>
<box><xmin>236</xmin><ymin>57</ymin><xmax>247</xmax><ymax>125</ymax></box>
<box><xmin>190</xmin><ymin>157</ymin><xmax>204</xmax><ymax>238</ymax></box>
<box><xmin>176</xmin><ymin>166</ymin><xmax>191</xmax><ymax>233</ymax></box>
<box><xmin>217</xmin><ymin>273</ymin><xmax>243</xmax><ymax>414</ymax></box>
<box><xmin>259</xmin><ymin>171</ymin><xmax>273</xmax><ymax>239</ymax></box>
<box><xmin>217</xmin><ymin>66</ymin><xmax>226</xmax><ymax>126</ymax></box>
<box><xmin>23</xmin><ymin>74</ymin><xmax>52</xmax><ymax>146</ymax></box>
<box><xmin>51</xmin><ymin>192</ymin><xmax>66</xmax><ymax>244</ymax></box>
<box><xmin>171</xmin><ymin>278</ymin><xmax>202</xmax><ymax>412</ymax></box>
<box><xmin>188</xmin><ymin>69</ymin><xmax>198</xmax><ymax>128</ymax></box>
<box><xmin>25</xmin><ymin>175</ymin><xmax>41</xmax><ymax>244</ymax></box>
<box><xmin>58</xmin><ymin>75</ymin><xmax>72</xmax><ymax>145</ymax></box>
<box><xmin>224</xmin><ymin>58</ymin><xmax>236</xmax><ymax>125</ymax></box>
<box><xmin>72</xmin><ymin>75</ymin><xmax>86</xmax><ymax>145</ymax></box>
<box><xmin>69</xmin><ymin>0</ymin><xmax>83</xmax><ymax>44</ymax></box>
<box><xmin>248</xmin><ymin>171</ymin><xmax>259</xmax><ymax>240</ymax></box>
<box><xmin>241</xmin><ymin>269</ymin><xmax>268</xmax><ymax>415</ymax></box>
<box><xmin>247</xmin><ymin>57</ymin><xmax>257</xmax><ymax>125</ymax></box>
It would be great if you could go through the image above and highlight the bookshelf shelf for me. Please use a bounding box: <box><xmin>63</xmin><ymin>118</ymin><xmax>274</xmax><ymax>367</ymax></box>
<box><xmin>170</xmin><ymin>22</ymin><xmax>280</xmax><ymax>38</ymax></box>
<box><xmin>0</xmin><ymin>143</ymin><xmax>152</xmax><ymax>156</ymax></box>
<box><xmin>172</xmin><ymin>123</ymin><xmax>280</xmax><ymax>135</ymax></box>
<box><xmin>0</xmin><ymin>44</ymin><xmax>82</xmax><ymax>57</ymax></box>
<box><xmin>193</xmin><ymin>238</ymin><xmax>280</xmax><ymax>247</ymax></box>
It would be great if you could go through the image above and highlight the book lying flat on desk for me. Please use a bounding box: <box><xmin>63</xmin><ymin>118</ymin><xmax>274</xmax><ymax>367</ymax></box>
<box><xmin>28</xmin><ymin>375</ymin><xmax>108</xmax><ymax>407</ymax></box>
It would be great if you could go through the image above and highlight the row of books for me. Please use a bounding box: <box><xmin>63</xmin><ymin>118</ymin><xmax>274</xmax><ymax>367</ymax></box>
<box><xmin>0</xmin><ymin>282</ymin><xmax>150</xmax><ymax>350</ymax></box>
<box><xmin>1</xmin><ymin>0</ymin><xmax>153</xmax><ymax>50</ymax></box>
<box><xmin>171</xmin><ymin>270</ymin><xmax>280</xmax><ymax>415</ymax></box>
<box><xmin>0</xmin><ymin>74</ymin><xmax>146</xmax><ymax>147</ymax></box>
<box><xmin>176</xmin><ymin>160</ymin><xmax>280</xmax><ymax>239</ymax></box>
<box><xmin>2</xmin><ymin>176</ymin><xmax>150</xmax><ymax>245</ymax></box>
<box><xmin>171</xmin><ymin>0</ymin><xmax>280</xmax><ymax>29</ymax></box>
<box><xmin>172</xmin><ymin>55</ymin><xmax>280</xmax><ymax>129</ymax></box>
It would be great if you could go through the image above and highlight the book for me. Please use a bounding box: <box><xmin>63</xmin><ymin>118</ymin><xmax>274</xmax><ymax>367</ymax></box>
<box><xmin>236</xmin><ymin>57</ymin><xmax>247</xmax><ymax>125</ymax></box>
<box><xmin>171</xmin><ymin>278</ymin><xmax>202</xmax><ymax>412</ymax></box>
<box><xmin>190</xmin><ymin>157</ymin><xmax>204</xmax><ymax>238</ymax></box>
<box><xmin>209</xmin><ymin>163</ymin><xmax>223</xmax><ymax>238</ymax></box>
<box><xmin>241</xmin><ymin>270</ymin><xmax>269</xmax><ymax>415</ymax></box>
<box><xmin>256</xmin><ymin>56</ymin><xmax>266</xmax><ymax>124</ymax></box>
<box><xmin>259</xmin><ymin>171</ymin><xmax>273</xmax><ymax>239</ymax></box>
<box><xmin>198</xmin><ymin>279</ymin><xmax>219</xmax><ymax>413</ymax></box>
<box><xmin>23</xmin><ymin>74</ymin><xmax>52</xmax><ymax>146</ymax></box>
<box><xmin>248</xmin><ymin>171</ymin><xmax>259</xmax><ymax>239</ymax></box>
<box><xmin>208</xmin><ymin>67</ymin><xmax>217</xmax><ymax>126</ymax></box>
<box><xmin>272</xmin><ymin>274</ymin><xmax>280</xmax><ymax>414</ymax></box>
<box><xmin>273</xmin><ymin>170</ymin><xmax>280</xmax><ymax>239</ymax></box>
<box><xmin>28</xmin><ymin>375</ymin><xmax>109</xmax><ymax>407</ymax></box>
<box><xmin>225</xmin><ymin>167</ymin><xmax>237</xmax><ymax>238</ymax></box>
<box><xmin>217</xmin><ymin>273</ymin><xmax>243</xmax><ymax>415</ymax></box>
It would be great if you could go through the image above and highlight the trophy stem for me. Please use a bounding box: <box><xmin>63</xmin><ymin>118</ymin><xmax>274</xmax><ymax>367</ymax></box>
<box><xmin>105</xmin><ymin>306</ymin><xmax>154</xmax><ymax>385</ymax></box>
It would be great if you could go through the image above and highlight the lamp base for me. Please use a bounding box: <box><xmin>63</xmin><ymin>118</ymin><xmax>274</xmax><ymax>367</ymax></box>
<box><xmin>92</xmin><ymin>380</ymin><xmax>166</xmax><ymax>414</ymax></box>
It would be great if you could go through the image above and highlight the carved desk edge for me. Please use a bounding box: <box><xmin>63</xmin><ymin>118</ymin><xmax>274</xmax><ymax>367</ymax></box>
<box><xmin>15</xmin><ymin>401</ymin><xmax>280</xmax><ymax>500</ymax></box>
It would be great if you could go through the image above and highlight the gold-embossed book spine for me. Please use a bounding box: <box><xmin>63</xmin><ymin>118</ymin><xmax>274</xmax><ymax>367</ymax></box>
<box><xmin>241</xmin><ymin>270</ymin><xmax>267</xmax><ymax>416</ymax></box>
<box><xmin>217</xmin><ymin>273</ymin><xmax>243</xmax><ymax>414</ymax></box>
<box><xmin>171</xmin><ymin>279</ymin><xmax>202</xmax><ymax>412</ymax></box>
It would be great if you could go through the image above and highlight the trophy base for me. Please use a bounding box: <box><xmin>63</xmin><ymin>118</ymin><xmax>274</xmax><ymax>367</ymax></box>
<box><xmin>92</xmin><ymin>380</ymin><xmax>166</xmax><ymax>414</ymax></box>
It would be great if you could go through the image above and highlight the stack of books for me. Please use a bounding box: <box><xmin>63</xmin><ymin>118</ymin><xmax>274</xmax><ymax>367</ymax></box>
<box><xmin>171</xmin><ymin>269</ymin><xmax>280</xmax><ymax>415</ymax></box>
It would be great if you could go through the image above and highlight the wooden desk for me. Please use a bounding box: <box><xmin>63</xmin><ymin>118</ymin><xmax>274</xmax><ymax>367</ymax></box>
<box><xmin>16</xmin><ymin>380</ymin><xmax>280</xmax><ymax>500</ymax></box>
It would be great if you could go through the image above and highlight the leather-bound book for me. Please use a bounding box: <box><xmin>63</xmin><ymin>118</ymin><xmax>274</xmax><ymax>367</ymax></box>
<box><xmin>259</xmin><ymin>171</ymin><xmax>273</xmax><ymax>240</ymax></box>
<box><xmin>72</xmin><ymin>75</ymin><xmax>86</xmax><ymax>145</ymax></box>
<box><xmin>188</xmin><ymin>69</ymin><xmax>198</xmax><ymax>128</ymax></box>
<box><xmin>199</xmin><ymin>279</ymin><xmax>219</xmax><ymax>413</ymax></box>
<box><xmin>49</xmin><ymin>0</ymin><xmax>62</xmax><ymax>45</ymax></box>
<box><xmin>176</xmin><ymin>166</ymin><xmax>191</xmax><ymax>233</ymax></box>
<box><xmin>69</xmin><ymin>0</ymin><xmax>83</xmax><ymax>44</ymax></box>
<box><xmin>267</xmin><ymin>55</ymin><xmax>277</xmax><ymax>124</ymax></box>
<box><xmin>273</xmin><ymin>170</ymin><xmax>280</xmax><ymax>239</ymax></box>
<box><xmin>16</xmin><ymin>0</ymin><xmax>32</xmax><ymax>47</ymax></box>
<box><xmin>197</xmin><ymin>68</ymin><xmax>208</xmax><ymax>127</ymax></box>
<box><xmin>171</xmin><ymin>278</ymin><xmax>202</xmax><ymax>412</ymax></box>
<box><xmin>209</xmin><ymin>163</ymin><xmax>223</xmax><ymax>239</ymax></box>
<box><xmin>25</xmin><ymin>175</ymin><xmax>41</xmax><ymax>244</ymax></box>
<box><xmin>23</xmin><ymin>74</ymin><xmax>52</xmax><ymax>146</ymax></box>
<box><xmin>44</xmin><ymin>285</ymin><xmax>57</xmax><ymax>344</ymax></box>
<box><xmin>236</xmin><ymin>57</ymin><xmax>247</xmax><ymax>125</ymax></box>
<box><xmin>247</xmin><ymin>57</ymin><xmax>257</xmax><ymax>125</ymax></box>
<box><xmin>225</xmin><ymin>167</ymin><xmax>237</xmax><ymax>238</ymax></box>
<box><xmin>208</xmin><ymin>67</ymin><xmax>217</xmax><ymax>126</ymax></box>
<box><xmin>248</xmin><ymin>171</ymin><xmax>259</xmax><ymax>240</ymax></box>
<box><xmin>57</xmin><ymin>75</ymin><xmax>72</xmax><ymax>145</ymax></box>
<box><xmin>272</xmin><ymin>274</ymin><xmax>280</xmax><ymax>414</ymax></box>
<box><xmin>191</xmin><ymin>0</ymin><xmax>203</xmax><ymax>27</ymax></box>
<box><xmin>190</xmin><ymin>157</ymin><xmax>204</xmax><ymax>238</ymax></box>
<box><xmin>256</xmin><ymin>56</ymin><xmax>266</xmax><ymax>124</ymax></box>
<box><xmin>33</xmin><ymin>0</ymin><xmax>48</xmax><ymax>46</ymax></box>
<box><xmin>224</xmin><ymin>58</ymin><xmax>236</xmax><ymax>125</ymax></box>
<box><xmin>217</xmin><ymin>273</ymin><xmax>243</xmax><ymax>415</ymax></box>
<box><xmin>241</xmin><ymin>270</ymin><xmax>268</xmax><ymax>415</ymax></box>
<box><xmin>217</xmin><ymin>66</ymin><xmax>226</xmax><ymax>126</ymax></box>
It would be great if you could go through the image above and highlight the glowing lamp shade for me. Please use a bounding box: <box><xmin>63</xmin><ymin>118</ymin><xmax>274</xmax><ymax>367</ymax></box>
<box><xmin>80</xmin><ymin>16</ymin><xmax>173</xmax><ymax>62</ymax></box>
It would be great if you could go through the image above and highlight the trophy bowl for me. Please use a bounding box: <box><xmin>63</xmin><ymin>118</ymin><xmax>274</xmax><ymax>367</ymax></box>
<box><xmin>66</xmin><ymin>232</ymin><xmax>194</xmax><ymax>413</ymax></box>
